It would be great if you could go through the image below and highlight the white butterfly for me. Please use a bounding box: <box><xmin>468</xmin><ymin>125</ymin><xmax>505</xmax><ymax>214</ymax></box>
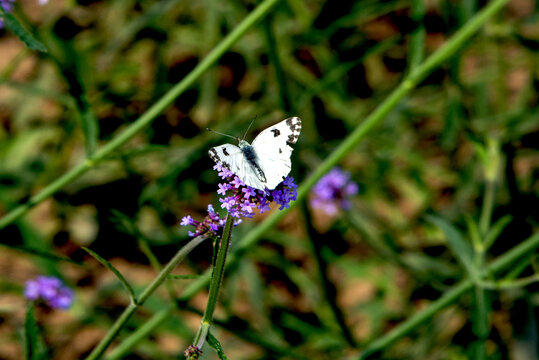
<box><xmin>209</xmin><ymin>117</ymin><xmax>302</xmax><ymax>190</ymax></box>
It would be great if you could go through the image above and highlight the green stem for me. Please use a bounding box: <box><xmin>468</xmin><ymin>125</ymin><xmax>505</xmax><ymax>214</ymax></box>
<box><xmin>105</xmin><ymin>307</ymin><xmax>174</xmax><ymax>360</ymax></box>
<box><xmin>471</xmin><ymin>287</ymin><xmax>489</xmax><ymax>360</ymax></box>
<box><xmin>178</xmin><ymin>0</ymin><xmax>511</xmax><ymax>303</ymax></box>
<box><xmin>0</xmin><ymin>0</ymin><xmax>282</xmax><ymax>231</ymax></box>
<box><xmin>192</xmin><ymin>214</ymin><xmax>234</xmax><ymax>350</ymax></box>
<box><xmin>479</xmin><ymin>180</ymin><xmax>495</xmax><ymax>236</ymax></box>
<box><xmin>358</xmin><ymin>230</ymin><xmax>539</xmax><ymax>358</ymax></box>
<box><xmin>84</xmin><ymin>234</ymin><xmax>209</xmax><ymax>360</ymax></box>
<box><xmin>359</xmin><ymin>281</ymin><xmax>471</xmax><ymax>359</ymax></box>
<box><xmin>408</xmin><ymin>0</ymin><xmax>426</xmax><ymax>73</ymax></box>
<box><xmin>109</xmin><ymin>303</ymin><xmax>309</xmax><ymax>360</ymax></box>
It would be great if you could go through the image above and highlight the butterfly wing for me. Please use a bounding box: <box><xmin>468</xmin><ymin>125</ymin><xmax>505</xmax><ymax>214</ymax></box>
<box><xmin>251</xmin><ymin>117</ymin><xmax>302</xmax><ymax>189</ymax></box>
<box><xmin>209</xmin><ymin>144</ymin><xmax>267</xmax><ymax>190</ymax></box>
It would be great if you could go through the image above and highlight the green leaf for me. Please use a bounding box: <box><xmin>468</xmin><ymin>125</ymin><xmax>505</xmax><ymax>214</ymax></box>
<box><xmin>484</xmin><ymin>215</ymin><xmax>512</xmax><ymax>250</ymax></box>
<box><xmin>83</xmin><ymin>247</ymin><xmax>136</xmax><ymax>302</ymax></box>
<box><xmin>24</xmin><ymin>303</ymin><xmax>40</xmax><ymax>360</ymax></box>
<box><xmin>426</xmin><ymin>215</ymin><xmax>480</xmax><ymax>281</ymax></box>
<box><xmin>207</xmin><ymin>332</ymin><xmax>229</xmax><ymax>360</ymax></box>
<box><xmin>1</xmin><ymin>11</ymin><xmax>48</xmax><ymax>53</ymax></box>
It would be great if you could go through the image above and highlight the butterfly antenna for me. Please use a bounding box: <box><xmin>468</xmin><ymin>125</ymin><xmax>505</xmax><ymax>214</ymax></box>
<box><xmin>241</xmin><ymin>115</ymin><xmax>257</xmax><ymax>140</ymax></box>
<box><xmin>206</xmin><ymin>127</ymin><xmax>238</xmax><ymax>141</ymax></box>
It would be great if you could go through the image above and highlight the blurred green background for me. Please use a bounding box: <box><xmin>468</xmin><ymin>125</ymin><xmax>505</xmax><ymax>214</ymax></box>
<box><xmin>0</xmin><ymin>0</ymin><xmax>538</xmax><ymax>359</ymax></box>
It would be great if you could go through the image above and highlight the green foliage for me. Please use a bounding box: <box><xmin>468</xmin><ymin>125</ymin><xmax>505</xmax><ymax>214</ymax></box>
<box><xmin>83</xmin><ymin>247</ymin><xmax>136</xmax><ymax>302</ymax></box>
<box><xmin>1</xmin><ymin>0</ymin><xmax>538</xmax><ymax>359</ymax></box>
<box><xmin>1</xmin><ymin>10</ymin><xmax>47</xmax><ymax>52</ymax></box>
<box><xmin>207</xmin><ymin>332</ymin><xmax>229</xmax><ymax>360</ymax></box>
<box><xmin>24</xmin><ymin>303</ymin><xmax>44</xmax><ymax>360</ymax></box>
<box><xmin>427</xmin><ymin>215</ymin><xmax>479</xmax><ymax>281</ymax></box>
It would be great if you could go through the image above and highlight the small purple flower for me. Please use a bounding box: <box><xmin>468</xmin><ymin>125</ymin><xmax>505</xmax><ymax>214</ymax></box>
<box><xmin>24</xmin><ymin>276</ymin><xmax>74</xmax><ymax>310</ymax></box>
<box><xmin>310</xmin><ymin>167</ymin><xmax>358</xmax><ymax>215</ymax></box>
<box><xmin>242</xmin><ymin>187</ymin><xmax>256</xmax><ymax>199</ymax></box>
<box><xmin>0</xmin><ymin>0</ymin><xmax>15</xmax><ymax>12</ymax></box>
<box><xmin>180</xmin><ymin>215</ymin><xmax>195</xmax><ymax>226</ymax></box>
<box><xmin>180</xmin><ymin>201</ymin><xmax>237</xmax><ymax>238</ymax></box>
<box><xmin>217</xmin><ymin>183</ymin><xmax>229</xmax><ymax>195</ymax></box>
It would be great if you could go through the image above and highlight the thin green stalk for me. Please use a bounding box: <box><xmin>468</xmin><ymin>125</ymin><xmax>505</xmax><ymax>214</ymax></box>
<box><xmin>192</xmin><ymin>214</ymin><xmax>234</xmax><ymax>351</ymax></box>
<box><xmin>178</xmin><ymin>0</ymin><xmax>511</xmax><ymax>303</ymax></box>
<box><xmin>105</xmin><ymin>307</ymin><xmax>174</xmax><ymax>360</ymax></box>
<box><xmin>474</xmin><ymin>138</ymin><xmax>499</xmax><ymax>359</ymax></box>
<box><xmin>479</xmin><ymin>180</ymin><xmax>496</xmax><ymax>235</ymax></box>
<box><xmin>358</xmin><ymin>230</ymin><xmax>539</xmax><ymax>358</ymax></box>
<box><xmin>85</xmin><ymin>234</ymin><xmax>210</xmax><ymax>360</ymax></box>
<box><xmin>0</xmin><ymin>0</ymin><xmax>282</xmax><ymax>231</ymax></box>
<box><xmin>408</xmin><ymin>0</ymin><xmax>426</xmax><ymax>72</ymax></box>
<box><xmin>471</xmin><ymin>287</ymin><xmax>489</xmax><ymax>360</ymax></box>
<box><xmin>113</xmin><ymin>231</ymin><xmax>539</xmax><ymax>360</ymax></box>
<box><xmin>109</xmin><ymin>303</ymin><xmax>309</xmax><ymax>360</ymax></box>
<box><xmin>359</xmin><ymin>281</ymin><xmax>471</xmax><ymax>359</ymax></box>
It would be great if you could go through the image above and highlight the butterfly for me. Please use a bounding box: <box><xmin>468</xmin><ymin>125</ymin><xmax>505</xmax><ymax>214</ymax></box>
<box><xmin>209</xmin><ymin>117</ymin><xmax>302</xmax><ymax>190</ymax></box>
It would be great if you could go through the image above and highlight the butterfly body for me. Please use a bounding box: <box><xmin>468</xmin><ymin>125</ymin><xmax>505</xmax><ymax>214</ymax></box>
<box><xmin>238</xmin><ymin>141</ymin><xmax>267</xmax><ymax>183</ymax></box>
<box><xmin>209</xmin><ymin>117</ymin><xmax>302</xmax><ymax>190</ymax></box>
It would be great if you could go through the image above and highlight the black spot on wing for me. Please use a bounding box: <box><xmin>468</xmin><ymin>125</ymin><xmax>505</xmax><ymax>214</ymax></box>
<box><xmin>279</xmin><ymin>148</ymin><xmax>282</xmax><ymax>154</ymax></box>
<box><xmin>287</xmin><ymin>134</ymin><xmax>299</xmax><ymax>144</ymax></box>
<box><xmin>222</xmin><ymin>148</ymin><xmax>229</xmax><ymax>156</ymax></box>
<box><xmin>209</xmin><ymin>148</ymin><xmax>220</xmax><ymax>162</ymax></box>
<box><xmin>284</xmin><ymin>117</ymin><xmax>302</xmax><ymax>143</ymax></box>
<box><xmin>271</xmin><ymin>129</ymin><xmax>281</xmax><ymax>137</ymax></box>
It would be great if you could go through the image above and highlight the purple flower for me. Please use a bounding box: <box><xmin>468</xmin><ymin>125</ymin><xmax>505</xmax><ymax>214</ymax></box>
<box><xmin>310</xmin><ymin>167</ymin><xmax>358</xmax><ymax>215</ymax></box>
<box><xmin>217</xmin><ymin>183</ymin><xmax>229</xmax><ymax>195</ymax></box>
<box><xmin>24</xmin><ymin>276</ymin><xmax>74</xmax><ymax>310</ymax></box>
<box><xmin>0</xmin><ymin>0</ymin><xmax>15</xmax><ymax>12</ymax></box>
<box><xmin>181</xmin><ymin>163</ymin><xmax>299</xmax><ymax>237</ymax></box>
<box><xmin>180</xmin><ymin>215</ymin><xmax>195</xmax><ymax>226</ymax></box>
<box><xmin>180</xmin><ymin>201</ymin><xmax>239</xmax><ymax>238</ymax></box>
<box><xmin>242</xmin><ymin>187</ymin><xmax>256</xmax><ymax>199</ymax></box>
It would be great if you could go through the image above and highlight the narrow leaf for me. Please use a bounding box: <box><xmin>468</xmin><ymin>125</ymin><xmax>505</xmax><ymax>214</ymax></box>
<box><xmin>207</xmin><ymin>332</ymin><xmax>229</xmax><ymax>360</ymax></box>
<box><xmin>484</xmin><ymin>215</ymin><xmax>512</xmax><ymax>250</ymax></box>
<box><xmin>427</xmin><ymin>215</ymin><xmax>480</xmax><ymax>280</ymax></box>
<box><xmin>83</xmin><ymin>247</ymin><xmax>136</xmax><ymax>302</ymax></box>
<box><xmin>2</xmin><ymin>11</ymin><xmax>48</xmax><ymax>52</ymax></box>
<box><xmin>24</xmin><ymin>303</ymin><xmax>39</xmax><ymax>360</ymax></box>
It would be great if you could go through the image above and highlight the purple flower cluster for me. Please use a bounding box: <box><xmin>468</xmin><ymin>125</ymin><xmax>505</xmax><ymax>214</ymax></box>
<box><xmin>181</xmin><ymin>163</ymin><xmax>298</xmax><ymax>237</ymax></box>
<box><xmin>310</xmin><ymin>167</ymin><xmax>358</xmax><ymax>215</ymax></box>
<box><xmin>180</xmin><ymin>204</ymin><xmax>239</xmax><ymax>238</ymax></box>
<box><xmin>24</xmin><ymin>276</ymin><xmax>74</xmax><ymax>309</ymax></box>
<box><xmin>0</xmin><ymin>0</ymin><xmax>15</xmax><ymax>28</ymax></box>
<box><xmin>215</xmin><ymin>163</ymin><xmax>297</xmax><ymax>216</ymax></box>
